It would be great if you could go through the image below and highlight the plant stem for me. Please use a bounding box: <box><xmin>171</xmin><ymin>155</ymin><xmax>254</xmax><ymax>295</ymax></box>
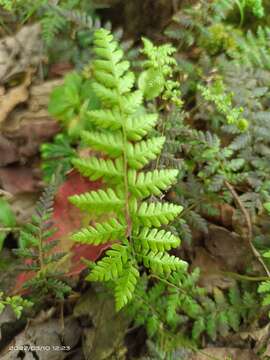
<box><xmin>220</xmin><ymin>271</ymin><xmax>269</xmax><ymax>282</ymax></box>
<box><xmin>224</xmin><ymin>180</ymin><xmax>270</xmax><ymax>277</ymax></box>
<box><xmin>235</xmin><ymin>0</ymin><xmax>245</xmax><ymax>27</ymax></box>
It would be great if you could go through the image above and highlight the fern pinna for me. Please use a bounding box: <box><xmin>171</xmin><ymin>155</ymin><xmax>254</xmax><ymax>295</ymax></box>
<box><xmin>69</xmin><ymin>28</ymin><xmax>186</xmax><ymax>310</ymax></box>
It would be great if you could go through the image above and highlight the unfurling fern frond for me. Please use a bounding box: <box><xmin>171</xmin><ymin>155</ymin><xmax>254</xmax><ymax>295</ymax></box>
<box><xmin>69</xmin><ymin>28</ymin><xmax>185</xmax><ymax>310</ymax></box>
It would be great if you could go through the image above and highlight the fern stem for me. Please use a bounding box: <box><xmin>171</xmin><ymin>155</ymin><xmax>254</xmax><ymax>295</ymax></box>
<box><xmin>37</xmin><ymin>228</ymin><xmax>44</xmax><ymax>271</ymax></box>
<box><xmin>224</xmin><ymin>180</ymin><xmax>270</xmax><ymax>277</ymax></box>
<box><xmin>220</xmin><ymin>271</ymin><xmax>269</xmax><ymax>282</ymax></box>
<box><xmin>235</xmin><ymin>0</ymin><xmax>245</xmax><ymax>27</ymax></box>
<box><xmin>122</xmin><ymin>122</ymin><xmax>132</xmax><ymax>239</ymax></box>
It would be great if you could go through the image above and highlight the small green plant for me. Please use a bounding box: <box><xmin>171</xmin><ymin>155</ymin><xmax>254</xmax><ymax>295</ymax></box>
<box><xmin>48</xmin><ymin>72</ymin><xmax>100</xmax><ymax>139</ymax></box>
<box><xmin>14</xmin><ymin>183</ymin><xmax>71</xmax><ymax>302</ymax></box>
<box><xmin>138</xmin><ymin>38</ymin><xmax>182</xmax><ymax>106</ymax></box>
<box><xmin>41</xmin><ymin>134</ymin><xmax>77</xmax><ymax>183</ymax></box>
<box><xmin>0</xmin><ymin>0</ymin><xmax>100</xmax><ymax>46</ymax></box>
<box><xmin>257</xmin><ymin>202</ymin><xmax>270</xmax><ymax>315</ymax></box>
<box><xmin>41</xmin><ymin>70</ymin><xmax>101</xmax><ymax>182</ymax></box>
<box><xmin>198</xmin><ymin>79</ymin><xmax>248</xmax><ymax>131</ymax></box>
<box><xmin>127</xmin><ymin>271</ymin><xmax>258</xmax><ymax>353</ymax></box>
<box><xmin>0</xmin><ymin>292</ymin><xmax>33</xmax><ymax>319</ymax></box>
<box><xmin>69</xmin><ymin>28</ymin><xmax>186</xmax><ymax>311</ymax></box>
<box><xmin>0</xmin><ymin>198</ymin><xmax>16</xmax><ymax>251</ymax></box>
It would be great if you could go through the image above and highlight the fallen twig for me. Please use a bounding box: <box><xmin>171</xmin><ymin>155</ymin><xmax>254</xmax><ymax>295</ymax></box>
<box><xmin>224</xmin><ymin>180</ymin><xmax>270</xmax><ymax>277</ymax></box>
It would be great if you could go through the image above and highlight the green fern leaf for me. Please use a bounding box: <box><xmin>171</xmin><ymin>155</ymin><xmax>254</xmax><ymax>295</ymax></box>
<box><xmin>86</xmin><ymin>244</ymin><xmax>128</xmax><ymax>281</ymax></box>
<box><xmin>91</xmin><ymin>83</ymin><xmax>119</xmax><ymax>105</ymax></box>
<box><xmin>71</xmin><ymin>218</ymin><xmax>126</xmax><ymax>245</ymax></box>
<box><xmin>121</xmin><ymin>91</ymin><xmax>143</xmax><ymax>113</ymax></box>
<box><xmin>206</xmin><ymin>313</ymin><xmax>217</xmax><ymax>341</ymax></box>
<box><xmin>126</xmin><ymin>113</ymin><xmax>158</xmax><ymax>141</ymax></box>
<box><xmin>192</xmin><ymin>317</ymin><xmax>206</xmax><ymax>340</ymax></box>
<box><xmin>258</xmin><ymin>281</ymin><xmax>270</xmax><ymax>293</ymax></box>
<box><xmin>134</xmin><ymin>201</ymin><xmax>183</xmax><ymax>227</ymax></box>
<box><xmin>81</xmin><ymin>130</ymin><xmax>123</xmax><ymax>158</ymax></box>
<box><xmin>217</xmin><ymin>311</ymin><xmax>229</xmax><ymax>336</ymax></box>
<box><xmin>128</xmin><ymin>169</ymin><xmax>178</xmax><ymax>198</ymax></box>
<box><xmin>134</xmin><ymin>228</ymin><xmax>180</xmax><ymax>252</ymax></box>
<box><xmin>226</xmin><ymin>308</ymin><xmax>240</xmax><ymax>331</ymax></box>
<box><xmin>115</xmin><ymin>264</ymin><xmax>139</xmax><ymax>311</ymax></box>
<box><xmin>142</xmin><ymin>250</ymin><xmax>188</xmax><ymax>275</ymax></box>
<box><xmin>69</xmin><ymin>188</ymin><xmax>124</xmax><ymax>214</ymax></box>
<box><xmin>119</xmin><ymin>72</ymin><xmax>135</xmax><ymax>93</ymax></box>
<box><xmin>72</xmin><ymin>157</ymin><xmax>124</xmax><ymax>182</ymax></box>
<box><xmin>87</xmin><ymin>109</ymin><xmax>122</xmax><ymax>130</ymax></box>
<box><xmin>127</xmin><ymin>137</ymin><xmax>165</xmax><ymax>169</ymax></box>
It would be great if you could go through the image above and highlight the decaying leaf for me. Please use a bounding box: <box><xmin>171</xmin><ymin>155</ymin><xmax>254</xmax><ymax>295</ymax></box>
<box><xmin>191</xmin><ymin>247</ymin><xmax>235</xmax><ymax>291</ymax></box>
<box><xmin>74</xmin><ymin>286</ymin><xmax>129</xmax><ymax>360</ymax></box>
<box><xmin>205</xmin><ymin>225</ymin><xmax>253</xmax><ymax>272</ymax></box>
<box><xmin>0</xmin><ymin>24</ymin><xmax>42</xmax><ymax>84</ymax></box>
<box><xmin>0</xmin><ymin>316</ymin><xmax>81</xmax><ymax>360</ymax></box>
<box><xmin>240</xmin><ymin>323</ymin><xmax>270</xmax><ymax>356</ymax></box>
<box><xmin>191</xmin><ymin>347</ymin><xmax>259</xmax><ymax>360</ymax></box>
<box><xmin>0</xmin><ymin>71</ymin><xmax>32</xmax><ymax>126</ymax></box>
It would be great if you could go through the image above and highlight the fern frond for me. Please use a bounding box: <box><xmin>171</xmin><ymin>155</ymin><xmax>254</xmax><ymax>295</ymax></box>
<box><xmin>142</xmin><ymin>251</ymin><xmax>187</xmax><ymax>275</ymax></box>
<box><xmin>134</xmin><ymin>228</ymin><xmax>180</xmax><ymax>252</ymax></box>
<box><xmin>86</xmin><ymin>244</ymin><xmax>128</xmax><ymax>281</ymax></box>
<box><xmin>134</xmin><ymin>201</ymin><xmax>183</xmax><ymax>227</ymax></box>
<box><xmin>41</xmin><ymin>10</ymin><xmax>66</xmax><ymax>46</ymax></box>
<box><xmin>87</xmin><ymin>109</ymin><xmax>122</xmax><ymax>130</ymax></box>
<box><xmin>71</xmin><ymin>218</ymin><xmax>126</xmax><ymax>245</ymax></box>
<box><xmin>81</xmin><ymin>130</ymin><xmax>123</xmax><ymax>158</ymax></box>
<box><xmin>69</xmin><ymin>188</ymin><xmax>124</xmax><ymax>214</ymax></box>
<box><xmin>72</xmin><ymin>157</ymin><xmax>124</xmax><ymax>182</ymax></box>
<box><xmin>125</xmin><ymin>113</ymin><xmax>158</xmax><ymax>141</ymax></box>
<box><xmin>69</xmin><ymin>28</ymin><xmax>185</xmax><ymax>311</ymax></box>
<box><xmin>128</xmin><ymin>169</ymin><xmax>178</xmax><ymax>198</ymax></box>
<box><xmin>127</xmin><ymin>137</ymin><xmax>165</xmax><ymax>169</ymax></box>
<box><xmin>115</xmin><ymin>264</ymin><xmax>139</xmax><ymax>311</ymax></box>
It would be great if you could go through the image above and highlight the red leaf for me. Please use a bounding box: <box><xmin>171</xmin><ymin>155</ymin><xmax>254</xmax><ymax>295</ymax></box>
<box><xmin>14</xmin><ymin>171</ymin><xmax>111</xmax><ymax>293</ymax></box>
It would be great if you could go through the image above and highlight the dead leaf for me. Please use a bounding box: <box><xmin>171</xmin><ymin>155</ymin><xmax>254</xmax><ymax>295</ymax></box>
<box><xmin>191</xmin><ymin>247</ymin><xmax>235</xmax><ymax>291</ymax></box>
<box><xmin>74</xmin><ymin>286</ymin><xmax>129</xmax><ymax>360</ymax></box>
<box><xmin>0</xmin><ymin>166</ymin><xmax>41</xmax><ymax>195</ymax></box>
<box><xmin>14</xmin><ymin>171</ymin><xmax>111</xmax><ymax>293</ymax></box>
<box><xmin>0</xmin><ymin>24</ymin><xmax>42</xmax><ymax>84</ymax></box>
<box><xmin>203</xmin><ymin>203</ymin><xmax>235</xmax><ymax>228</ymax></box>
<box><xmin>49</xmin><ymin>62</ymin><xmax>74</xmax><ymax>77</ymax></box>
<box><xmin>191</xmin><ymin>347</ymin><xmax>259</xmax><ymax>360</ymax></box>
<box><xmin>0</xmin><ymin>135</ymin><xmax>18</xmax><ymax>166</ymax></box>
<box><xmin>51</xmin><ymin>171</ymin><xmax>111</xmax><ymax>275</ymax></box>
<box><xmin>0</xmin><ymin>71</ymin><xmax>32</xmax><ymax>125</ymax></box>
<box><xmin>205</xmin><ymin>225</ymin><xmax>253</xmax><ymax>272</ymax></box>
<box><xmin>240</xmin><ymin>323</ymin><xmax>270</xmax><ymax>355</ymax></box>
<box><xmin>0</xmin><ymin>316</ymin><xmax>81</xmax><ymax>360</ymax></box>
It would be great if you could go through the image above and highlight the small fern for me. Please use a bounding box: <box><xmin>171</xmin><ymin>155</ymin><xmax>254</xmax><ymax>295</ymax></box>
<box><xmin>69</xmin><ymin>28</ymin><xmax>185</xmax><ymax>311</ymax></box>
<box><xmin>127</xmin><ymin>271</ymin><xmax>259</xmax><ymax>354</ymax></box>
<box><xmin>14</xmin><ymin>182</ymin><xmax>71</xmax><ymax>302</ymax></box>
<box><xmin>0</xmin><ymin>292</ymin><xmax>33</xmax><ymax>319</ymax></box>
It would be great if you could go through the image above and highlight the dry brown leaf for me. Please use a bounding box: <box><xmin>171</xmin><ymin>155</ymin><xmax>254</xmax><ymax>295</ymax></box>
<box><xmin>0</xmin><ymin>71</ymin><xmax>32</xmax><ymax>125</ymax></box>
<box><xmin>205</xmin><ymin>225</ymin><xmax>253</xmax><ymax>272</ymax></box>
<box><xmin>192</xmin><ymin>347</ymin><xmax>259</xmax><ymax>360</ymax></box>
<box><xmin>0</xmin><ymin>166</ymin><xmax>41</xmax><ymax>195</ymax></box>
<box><xmin>191</xmin><ymin>247</ymin><xmax>235</xmax><ymax>291</ymax></box>
<box><xmin>240</xmin><ymin>323</ymin><xmax>270</xmax><ymax>355</ymax></box>
<box><xmin>0</xmin><ymin>24</ymin><xmax>42</xmax><ymax>83</ymax></box>
<box><xmin>0</xmin><ymin>316</ymin><xmax>81</xmax><ymax>360</ymax></box>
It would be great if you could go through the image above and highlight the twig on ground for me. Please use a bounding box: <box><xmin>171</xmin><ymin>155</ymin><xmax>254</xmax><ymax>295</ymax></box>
<box><xmin>224</xmin><ymin>180</ymin><xmax>270</xmax><ymax>277</ymax></box>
